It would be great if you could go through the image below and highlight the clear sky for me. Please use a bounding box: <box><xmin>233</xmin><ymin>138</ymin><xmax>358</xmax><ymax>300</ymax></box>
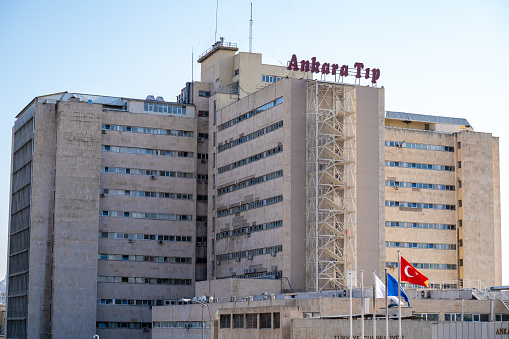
<box><xmin>0</xmin><ymin>0</ymin><xmax>508</xmax><ymax>283</ymax></box>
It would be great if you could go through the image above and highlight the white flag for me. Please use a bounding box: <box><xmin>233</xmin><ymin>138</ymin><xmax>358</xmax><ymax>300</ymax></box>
<box><xmin>374</xmin><ymin>273</ymin><xmax>403</xmax><ymax>305</ymax></box>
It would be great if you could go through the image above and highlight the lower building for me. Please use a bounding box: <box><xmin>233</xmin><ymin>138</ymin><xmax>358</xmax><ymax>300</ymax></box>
<box><xmin>151</xmin><ymin>280</ymin><xmax>509</xmax><ymax>339</ymax></box>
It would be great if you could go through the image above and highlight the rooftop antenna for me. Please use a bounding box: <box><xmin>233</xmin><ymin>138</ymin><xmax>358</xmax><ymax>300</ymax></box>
<box><xmin>249</xmin><ymin>2</ymin><xmax>253</xmax><ymax>53</ymax></box>
<box><xmin>215</xmin><ymin>0</ymin><xmax>219</xmax><ymax>42</ymax></box>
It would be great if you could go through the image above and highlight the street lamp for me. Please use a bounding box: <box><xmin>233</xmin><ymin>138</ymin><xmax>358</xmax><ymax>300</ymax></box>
<box><xmin>180</xmin><ymin>298</ymin><xmax>208</xmax><ymax>339</ymax></box>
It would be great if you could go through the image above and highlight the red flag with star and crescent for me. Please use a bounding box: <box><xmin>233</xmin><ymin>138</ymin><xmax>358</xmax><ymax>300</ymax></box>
<box><xmin>401</xmin><ymin>255</ymin><xmax>429</xmax><ymax>288</ymax></box>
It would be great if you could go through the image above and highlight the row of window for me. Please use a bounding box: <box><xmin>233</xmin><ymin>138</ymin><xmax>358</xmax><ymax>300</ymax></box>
<box><xmin>415</xmin><ymin>313</ymin><xmax>491</xmax><ymax>322</ymax></box>
<box><xmin>100</xmin><ymin>210</ymin><xmax>192</xmax><ymax>221</ymax></box>
<box><xmin>385</xmin><ymin>221</ymin><xmax>456</xmax><ymax>230</ymax></box>
<box><xmin>385</xmin><ymin>161</ymin><xmax>455</xmax><ymax>171</ymax></box>
<box><xmin>144</xmin><ymin>102</ymin><xmax>186</xmax><ymax>115</ymax></box>
<box><xmin>102</xmin><ymin>166</ymin><xmax>194</xmax><ymax>178</ymax></box>
<box><xmin>385</xmin><ymin>201</ymin><xmax>456</xmax><ymax>210</ymax></box>
<box><xmin>101</xmin><ymin>189</ymin><xmax>192</xmax><ymax>200</ymax></box>
<box><xmin>217</xmin><ymin>195</ymin><xmax>283</xmax><ymax>218</ymax></box>
<box><xmin>386</xmin><ymin>181</ymin><xmax>455</xmax><ymax>191</ymax></box>
<box><xmin>262</xmin><ymin>75</ymin><xmax>283</xmax><ymax>83</ymax></box>
<box><xmin>97</xmin><ymin>322</ymin><xmax>152</xmax><ymax>329</ymax></box>
<box><xmin>97</xmin><ymin>276</ymin><xmax>192</xmax><ymax>285</ymax></box>
<box><xmin>97</xmin><ymin>299</ymin><xmax>166</xmax><ymax>306</ymax></box>
<box><xmin>386</xmin><ymin>262</ymin><xmax>457</xmax><ymax>270</ymax></box>
<box><xmin>218</xmin><ymin>270</ymin><xmax>283</xmax><ymax>280</ymax></box>
<box><xmin>217</xmin><ymin>145</ymin><xmax>283</xmax><ymax>174</ymax></box>
<box><xmin>220</xmin><ymin>313</ymin><xmax>280</xmax><ymax>329</ymax></box>
<box><xmin>153</xmin><ymin>321</ymin><xmax>211</xmax><ymax>329</ymax></box>
<box><xmin>216</xmin><ymin>220</ymin><xmax>283</xmax><ymax>240</ymax></box>
<box><xmin>385</xmin><ymin>141</ymin><xmax>454</xmax><ymax>152</ymax></box>
<box><xmin>98</xmin><ymin>254</ymin><xmax>191</xmax><ymax>264</ymax></box>
<box><xmin>218</xmin><ymin>170</ymin><xmax>283</xmax><ymax>196</ymax></box>
<box><xmin>216</xmin><ymin>245</ymin><xmax>283</xmax><ymax>262</ymax></box>
<box><xmin>102</xmin><ymin>124</ymin><xmax>193</xmax><ymax>137</ymax></box>
<box><xmin>102</xmin><ymin>145</ymin><xmax>193</xmax><ymax>158</ymax></box>
<box><xmin>100</xmin><ymin>231</ymin><xmax>192</xmax><ymax>242</ymax></box>
<box><xmin>386</xmin><ymin>242</ymin><xmax>456</xmax><ymax>250</ymax></box>
<box><xmin>218</xmin><ymin>121</ymin><xmax>283</xmax><ymax>153</ymax></box>
<box><xmin>218</xmin><ymin>97</ymin><xmax>284</xmax><ymax>131</ymax></box>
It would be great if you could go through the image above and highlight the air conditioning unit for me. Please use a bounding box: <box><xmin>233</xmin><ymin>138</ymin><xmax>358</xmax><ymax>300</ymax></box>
<box><xmin>198</xmin><ymin>137</ymin><xmax>205</xmax><ymax>142</ymax></box>
<box><xmin>229</xmin><ymin>296</ymin><xmax>236</xmax><ymax>302</ymax></box>
<box><xmin>216</xmin><ymin>259</ymin><xmax>221</xmax><ymax>265</ymax></box>
<box><xmin>235</xmin><ymin>257</ymin><xmax>241</xmax><ymax>262</ymax></box>
<box><xmin>394</xmin><ymin>186</ymin><xmax>399</xmax><ymax>190</ymax></box>
<box><xmin>201</xmin><ymin>159</ymin><xmax>207</xmax><ymax>163</ymax></box>
<box><xmin>248</xmin><ymin>255</ymin><xmax>253</xmax><ymax>260</ymax></box>
<box><xmin>102</xmin><ymin>129</ymin><xmax>106</xmax><ymax>134</ymax></box>
<box><xmin>158</xmin><ymin>240</ymin><xmax>164</xmax><ymax>244</ymax></box>
<box><xmin>128</xmin><ymin>239</ymin><xmax>134</xmax><ymax>243</ymax></box>
<box><xmin>271</xmin><ymin>252</ymin><xmax>277</xmax><ymax>257</ymax></box>
<box><xmin>204</xmin><ymin>180</ymin><xmax>208</xmax><ymax>183</ymax></box>
<box><xmin>143</xmin><ymin>327</ymin><xmax>149</xmax><ymax>332</ymax></box>
<box><xmin>100</xmin><ymin>193</ymin><xmax>105</xmax><ymax>197</ymax></box>
<box><xmin>271</xmin><ymin>266</ymin><xmax>278</xmax><ymax>271</ymax></box>
<box><xmin>151</xmin><ymin>175</ymin><xmax>156</xmax><ymax>180</ymax></box>
<box><xmin>164</xmin><ymin>300</ymin><xmax>172</xmax><ymax>305</ymax></box>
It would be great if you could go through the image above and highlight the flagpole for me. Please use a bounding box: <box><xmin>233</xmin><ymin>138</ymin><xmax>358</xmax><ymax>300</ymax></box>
<box><xmin>372</xmin><ymin>270</ymin><xmax>376</xmax><ymax>339</ymax></box>
<box><xmin>398</xmin><ymin>250</ymin><xmax>402</xmax><ymax>339</ymax></box>
<box><xmin>349</xmin><ymin>271</ymin><xmax>353</xmax><ymax>339</ymax></box>
<box><xmin>361</xmin><ymin>270</ymin><xmax>364</xmax><ymax>339</ymax></box>
<box><xmin>385</xmin><ymin>268</ymin><xmax>388</xmax><ymax>339</ymax></box>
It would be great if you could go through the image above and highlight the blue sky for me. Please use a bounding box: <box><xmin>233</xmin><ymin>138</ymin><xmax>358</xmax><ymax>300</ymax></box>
<box><xmin>0</xmin><ymin>0</ymin><xmax>508</xmax><ymax>282</ymax></box>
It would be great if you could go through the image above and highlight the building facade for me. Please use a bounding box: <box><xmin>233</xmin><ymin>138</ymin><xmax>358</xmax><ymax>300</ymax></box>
<box><xmin>5</xmin><ymin>39</ymin><xmax>501</xmax><ymax>337</ymax></box>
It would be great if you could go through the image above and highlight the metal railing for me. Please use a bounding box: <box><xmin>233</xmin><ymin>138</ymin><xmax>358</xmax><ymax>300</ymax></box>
<box><xmin>198</xmin><ymin>40</ymin><xmax>237</xmax><ymax>60</ymax></box>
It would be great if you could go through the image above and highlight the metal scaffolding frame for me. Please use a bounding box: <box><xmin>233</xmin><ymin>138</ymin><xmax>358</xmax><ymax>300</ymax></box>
<box><xmin>305</xmin><ymin>80</ymin><xmax>357</xmax><ymax>292</ymax></box>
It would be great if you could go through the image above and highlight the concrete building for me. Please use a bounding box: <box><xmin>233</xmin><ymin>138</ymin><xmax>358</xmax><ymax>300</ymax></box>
<box><xmin>384</xmin><ymin>112</ymin><xmax>501</xmax><ymax>288</ymax></box>
<box><xmin>151</xmin><ymin>282</ymin><xmax>509</xmax><ymax>339</ymax></box>
<box><xmin>5</xmin><ymin>39</ymin><xmax>501</xmax><ymax>337</ymax></box>
<box><xmin>6</xmin><ymin>93</ymin><xmax>203</xmax><ymax>338</ymax></box>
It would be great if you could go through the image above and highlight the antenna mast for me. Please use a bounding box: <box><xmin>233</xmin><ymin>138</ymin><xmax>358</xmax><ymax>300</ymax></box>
<box><xmin>215</xmin><ymin>0</ymin><xmax>219</xmax><ymax>42</ymax></box>
<box><xmin>249</xmin><ymin>2</ymin><xmax>253</xmax><ymax>53</ymax></box>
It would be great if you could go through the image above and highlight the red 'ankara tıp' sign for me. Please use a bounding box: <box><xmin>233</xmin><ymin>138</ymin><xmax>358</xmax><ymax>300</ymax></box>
<box><xmin>287</xmin><ymin>54</ymin><xmax>380</xmax><ymax>84</ymax></box>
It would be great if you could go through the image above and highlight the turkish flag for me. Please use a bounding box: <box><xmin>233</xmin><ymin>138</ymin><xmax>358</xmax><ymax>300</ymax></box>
<box><xmin>401</xmin><ymin>256</ymin><xmax>429</xmax><ymax>288</ymax></box>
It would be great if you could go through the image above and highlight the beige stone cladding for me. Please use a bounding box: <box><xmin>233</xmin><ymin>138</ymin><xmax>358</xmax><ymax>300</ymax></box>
<box><xmin>385</xmin><ymin>127</ymin><xmax>458</xmax><ymax>283</ymax></box>
<box><xmin>457</xmin><ymin>130</ymin><xmax>501</xmax><ymax>286</ymax></box>
<box><xmin>208</xmin><ymin>77</ymin><xmax>306</xmax><ymax>291</ymax></box>
<box><xmin>97</xmin><ymin>109</ymin><xmax>198</xmax><ymax>331</ymax></box>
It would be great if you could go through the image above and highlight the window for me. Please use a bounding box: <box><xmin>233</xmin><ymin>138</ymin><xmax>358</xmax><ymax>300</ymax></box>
<box><xmin>458</xmin><ymin>141</ymin><xmax>461</xmax><ymax>149</ymax></box>
<box><xmin>213</xmin><ymin>101</ymin><xmax>216</xmax><ymax>125</ymax></box>
<box><xmin>459</xmin><ymin>239</ymin><xmax>463</xmax><ymax>247</ymax></box>
<box><xmin>259</xmin><ymin>313</ymin><xmax>272</xmax><ymax>329</ymax></box>
<box><xmin>273</xmin><ymin>313</ymin><xmax>280</xmax><ymax>329</ymax></box>
<box><xmin>425</xmin><ymin>123</ymin><xmax>430</xmax><ymax>130</ymax></box>
<box><xmin>246</xmin><ymin>314</ymin><xmax>257</xmax><ymax>329</ymax></box>
<box><xmin>198</xmin><ymin>110</ymin><xmax>209</xmax><ymax>117</ymax></box>
<box><xmin>459</xmin><ymin>259</ymin><xmax>463</xmax><ymax>266</ymax></box>
<box><xmin>199</xmin><ymin>91</ymin><xmax>210</xmax><ymax>98</ymax></box>
<box><xmin>233</xmin><ymin>314</ymin><xmax>244</xmax><ymax>329</ymax></box>
<box><xmin>458</xmin><ymin>161</ymin><xmax>462</xmax><ymax>168</ymax></box>
<box><xmin>458</xmin><ymin>200</ymin><xmax>462</xmax><ymax>207</ymax></box>
<box><xmin>459</xmin><ymin>220</ymin><xmax>463</xmax><ymax>227</ymax></box>
<box><xmin>458</xmin><ymin>180</ymin><xmax>462</xmax><ymax>188</ymax></box>
<box><xmin>234</xmin><ymin>69</ymin><xmax>239</xmax><ymax>76</ymax></box>
<box><xmin>220</xmin><ymin>315</ymin><xmax>231</xmax><ymax>329</ymax></box>
<box><xmin>445</xmin><ymin>314</ymin><xmax>462</xmax><ymax>321</ymax></box>
<box><xmin>415</xmin><ymin>313</ymin><xmax>439</xmax><ymax>321</ymax></box>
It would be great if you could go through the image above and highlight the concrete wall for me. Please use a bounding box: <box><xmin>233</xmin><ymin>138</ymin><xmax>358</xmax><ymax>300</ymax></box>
<box><xmin>355</xmin><ymin>86</ymin><xmax>385</xmax><ymax>285</ymax></box>
<box><xmin>50</xmin><ymin>101</ymin><xmax>102</xmax><ymax>338</ymax></box>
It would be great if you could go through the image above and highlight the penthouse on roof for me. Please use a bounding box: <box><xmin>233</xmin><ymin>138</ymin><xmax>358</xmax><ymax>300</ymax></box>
<box><xmin>287</xmin><ymin>54</ymin><xmax>381</xmax><ymax>84</ymax></box>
